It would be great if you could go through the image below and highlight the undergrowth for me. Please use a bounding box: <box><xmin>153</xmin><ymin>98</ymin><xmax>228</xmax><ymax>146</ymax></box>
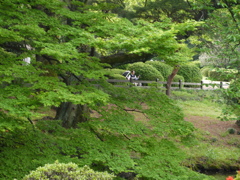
<box><xmin>0</xmin><ymin>87</ymin><xmax>214</xmax><ymax>180</ymax></box>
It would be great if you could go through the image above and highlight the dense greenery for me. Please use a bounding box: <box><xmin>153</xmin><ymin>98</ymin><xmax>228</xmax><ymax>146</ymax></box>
<box><xmin>0</xmin><ymin>87</ymin><xmax>213</xmax><ymax>180</ymax></box>
<box><xmin>0</xmin><ymin>0</ymin><xmax>199</xmax><ymax>127</ymax></box>
<box><xmin>0</xmin><ymin>0</ymin><xmax>239</xmax><ymax>179</ymax></box>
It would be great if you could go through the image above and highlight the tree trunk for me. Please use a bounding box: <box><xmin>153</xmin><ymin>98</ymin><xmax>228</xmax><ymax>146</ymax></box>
<box><xmin>55</xmin><ymin>102</ymin><xmax>89</xmax><ymax>128</ymax></box>
<box><xmin>54</xmin><ymin>73</ymin><xmax>90</xmax><ymax>128</ymax></box>
<box><xmin>166</xmin><ymin>66</ymin><xmax>180</xmax><ymax>96</ymax></box>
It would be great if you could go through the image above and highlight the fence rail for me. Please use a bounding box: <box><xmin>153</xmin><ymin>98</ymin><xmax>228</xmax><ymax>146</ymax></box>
<box><xmin>105</xmin><ymin>79</ymin><xmax>230</xmax><ymax>90</ymax></box>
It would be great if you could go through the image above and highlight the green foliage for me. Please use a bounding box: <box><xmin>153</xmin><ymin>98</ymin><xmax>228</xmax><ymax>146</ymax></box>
<box><xmin>133</xmin><ymin>0</ymin><xmax>194</xmax><ymax>23</ymax></box>
<box><xmin>198</xmin><ymin>1</ymin><xmax>240</xmax><ymax>69</ymax></box>
<box><xmin>0</xmin><ymin>112</ymin><xmax>29</xmax><ymax>133</ymax></box>
<box><xmin>0</xmin><ymin>0</ymin><xmax>201</xmax><ymax>126</ymax></box>
<box><xmin>0</xmin><ymin>1</ymin><xmax>212</xmax><ymax>179</ymax></box>
<box><xmin>127</xmin><ymin>62</ymin><xmax>164</xmax><ymax>81</ymax></box>
<box><xmin>208</xmin><ymin>68</ymin><xmax>237</xmax><ymax>81</ymax></box>
<box><xmin>222</xmin><ymin>77</ymin><xmax>240</xmax><ymax>119</ymax></box>
<box><xmin>145</xmin><ymin>60</ymin><xmax>173</xmax><ymax>80</ymax></box>
<box><xmin>0</xmin><ymin>87</ymin><xmax>212</xmax><ymax>180</ymax></box>
<box><xmin>178</xmin><ymin>64</ymin><xmax>202</xmax><ymax>82</ymax></box>
<box><xmin>23</xmin><ymin>161</ymin><xmax>115</xmax><ymax>180</ymax></box>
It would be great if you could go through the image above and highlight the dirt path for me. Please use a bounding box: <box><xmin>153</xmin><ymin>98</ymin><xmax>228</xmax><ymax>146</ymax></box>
<box><xmin>185</xmin><ymin>115</ymin><xmax>240</xmax><ymax>146</ymax></box>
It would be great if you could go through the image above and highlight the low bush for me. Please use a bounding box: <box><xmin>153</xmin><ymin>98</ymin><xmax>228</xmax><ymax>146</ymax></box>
<box><xmin>201</xmin><ymin>66</ymin><xmax>212</xmax><ymax>78</ymax></box>
<box><xmin>23</xmin><ymin>161</ymin><xmax>115</xmax><ymax>180</ymax></box>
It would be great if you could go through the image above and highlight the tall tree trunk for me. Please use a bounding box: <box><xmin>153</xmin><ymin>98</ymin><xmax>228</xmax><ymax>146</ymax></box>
<box><xmin>54</xmin><ymin>73</ymin><xmax>90</xmax><ymax>128</ymax></box>
<box><xmin>166</xmin><ymin>66</ymin><xmax>180</xmax><ymax>96</ymax></box>
<box><xmin>55</xmin><ymin>102</ymin><xmax>89</xmax><ymax>128</ymax></box>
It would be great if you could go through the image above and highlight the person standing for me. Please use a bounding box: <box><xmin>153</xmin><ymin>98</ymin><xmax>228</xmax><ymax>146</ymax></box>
<box><xmin>127</xmin><ymin>70</ymin><xmax>141</xmax><ymax>86</ymax></box>
<box><xmin>127</xmin><ymin>70</ymin><xmax>140</xmax><ymax>80</ymax></box>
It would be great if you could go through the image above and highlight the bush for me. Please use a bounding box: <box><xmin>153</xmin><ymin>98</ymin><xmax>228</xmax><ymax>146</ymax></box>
<box><xmin>171</xmin><ymin>75</ymin><xmax>185</xmax><ymax>88</ymax></box>
<box><xmin>201</xmin><ymin>66</ymin><xmax>212</xmax><ymax>78</ymax></box>
<box><xmin>145</xmin><ymin>61</ymin><xmax>173</xmax><ymax>80</ymax></box>
<box><xmin>104</xmin><ymin>69</ymin><xmax>126</xmax><ymax>79</ymax></box>
<box><xmin>104</xmin><ymin>69</ymin><xmax>128</xmax><ymax>85</ymax></box>
<box><xmin>208</xmin><ymin>68</ymin><xmax>237</xmax><ymax>81</ymax></box>
<box><xmin>23</xmin><ymin>161</ymin><xmax>115</xmax><ymax>180</ymax></box>
<box><xmin>173</xmin><ymin>74</ymin><xmax>185</xmax><ymax>82</ymax></box>
<box><xmin>178</xmin><ymin>64</ymin><xmax>202</xmax><ymax>82</ymax></box>
<box><xmin>127</xmin><ymin>62</ymin><xmax>164</xmax><ymax>81</ymax></box>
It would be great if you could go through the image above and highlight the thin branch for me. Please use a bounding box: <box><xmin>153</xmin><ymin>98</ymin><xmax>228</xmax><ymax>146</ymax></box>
<box><xmin>89</xmin><ymin>127</ymin><xmax>104</xmax><ymax>142</ymax></box>
<box><xmin>123</xmin><ymin>134</ymin><xmax>131</xmax><ymax>140</ymax></box>
<box><xmin>123</xmin><ymin>108</ymin><xmax>150</xmax><ymax>120</ymax></box>
<box><xmin>27</xmin><ymin>117</ymin><xmax>36</xmax><ymax>131</ymax></box>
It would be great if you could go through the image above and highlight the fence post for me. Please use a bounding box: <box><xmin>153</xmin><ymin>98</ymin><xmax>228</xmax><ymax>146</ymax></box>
<box><xmin>179</xmin><ymin>80</ymin><xmax>182</xmax><ymax>89</ymax></box>
<box><xmin>129</xmin><ymin>78</ymin><xmax>133</xmax><ymax>87</ymax></box>
<box><xmin>200</xmin><ymin>81</ymin><xmax>203</xmax><ymax>90</ymax></box>
<box><xmin>156</xmin><ymin>78</ymin><xmax>159</xmax><ymax>88</ymax></box>
<box><xmin>220</xmin><ymin>81</ymin><xmax>223</xmax><ymax>89</ymax></box>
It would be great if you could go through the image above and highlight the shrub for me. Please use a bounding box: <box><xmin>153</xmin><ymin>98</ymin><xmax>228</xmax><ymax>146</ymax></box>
<box><xmin>104</xmin><ymin>69</ymin><xmax>127</xmax><ymax>85</ymax></box>
<box><xmin>172</xmin><ymin>75</ymin><xmax>185</xmax><ymax>88</ymax></box>
<box><xmin>201</xmin><ymin>66</ymin><xmax>212</xmax><ymax>77</ymax></box>
<box><xmin>208</xmin><ymin>68</ymin><xmax>237</xmax><ymax>81</ymax></box>
<box><xmin>104</xmin><ymin>69</ymin><xmax>126</xmax><ymax>79</ymax></box>
<box><xmin>127</xmin><ymin>62</ymin><xmax>164</xmax><ymax>81</ymax></box>
<box><xmin>173</xmin><ymin>74</ymin><xmax>185</xmax><ymax>82</ymax></box>
<box><xmin>227</xmin><ymin>128</ymin><xmax>236</xmax><ymax>134</ymax></box>
<box><xmin>23</xmin><ymin>161</ymin><xmax>115</xmax><ymax>180</ymax></box>
<box><xmin>178</xmin><ymin>64</ymin><xmax>202</xmax><ymax>82</ymax></box>
<box><xmin>145</xmin><ymin>61</ymin><xmax>173</xmax><ymax>80</ymax></box>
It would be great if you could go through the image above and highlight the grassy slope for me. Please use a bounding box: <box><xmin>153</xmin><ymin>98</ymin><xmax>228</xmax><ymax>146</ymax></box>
<box><xmin>171</xmin><ymin>90</ymin><xmax>240</xmax><ymax>175</ymax></box>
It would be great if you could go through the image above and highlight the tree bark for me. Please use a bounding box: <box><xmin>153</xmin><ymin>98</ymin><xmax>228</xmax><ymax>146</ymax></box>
<box><xmin>55</xmin><ymin>102</ymin><xmax>89</xmax><ymax>128</ymax></box>
<box><xmin>166</xmin><ymin>66</ymin><xmax>180</xmax><ymax>96</ymax></box>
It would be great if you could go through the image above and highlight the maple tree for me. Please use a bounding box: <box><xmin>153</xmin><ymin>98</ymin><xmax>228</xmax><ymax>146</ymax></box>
<box><xmin>0</xmin><ymin>0</ymin><xmax>200</xmax><ymax>127</ymax></box>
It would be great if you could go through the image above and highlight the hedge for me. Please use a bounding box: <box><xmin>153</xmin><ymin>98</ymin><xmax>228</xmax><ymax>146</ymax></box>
<box><xmin>145</xmin><ymin>61</ymin><xmax>173</xmax><ymax>80</ymax></box>
<box><xmin>127</xmin><ymin>62</ymin><xmax>164</xmax><ymax>81</ymax></box>
<box><xmin>178</xmin><ymin>64</ymin><xmax>202</xmax><ymax>82</ymax></box>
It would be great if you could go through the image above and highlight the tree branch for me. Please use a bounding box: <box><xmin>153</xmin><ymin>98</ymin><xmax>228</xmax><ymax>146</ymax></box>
<box><xmin>89</xmin><ymin>127</ymin><xmax>104</xmax><ymax>142</ymax></box>
<box><xmin>123</xmin><ymin>108</ymin><xmax>150</xmax><ymax>120</ymax></box>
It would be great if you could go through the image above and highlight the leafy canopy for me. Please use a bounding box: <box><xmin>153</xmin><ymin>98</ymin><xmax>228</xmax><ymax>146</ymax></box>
<box><xmin>0</xmin><ymin>0</ymin><xmax>201</xmax><ymax>128</ymax></box>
